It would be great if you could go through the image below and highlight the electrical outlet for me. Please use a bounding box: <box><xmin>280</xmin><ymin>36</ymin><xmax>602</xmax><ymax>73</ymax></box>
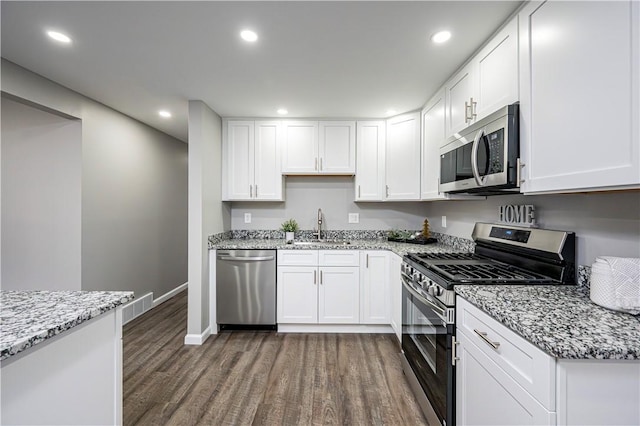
<box><xmin>441</xmin><ymin>215</ymin><xmax>447</xmax><ymax>228</ymax></box>
<box><xmin>348</xmin><ymin>213</ymin><xmax>359</xmax><ymax>224</ymax></box>
<box><xmin>244</xmin><ymin>213</ymin><xmax>251</xmax><ymax>224</ymax></box>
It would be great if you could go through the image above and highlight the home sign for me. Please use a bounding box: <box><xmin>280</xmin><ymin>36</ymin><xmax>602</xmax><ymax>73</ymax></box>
<box><xmin>498</xmin><ymin>204</ymin><xmax>536</xmax><ymax>226</ymax></box>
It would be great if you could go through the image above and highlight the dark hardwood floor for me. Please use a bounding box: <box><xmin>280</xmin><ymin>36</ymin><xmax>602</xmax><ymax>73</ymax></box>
<box><xmin>123</xmin><ymin>291</ymin><xmax>428</xmax><ymax>425</ymax></box>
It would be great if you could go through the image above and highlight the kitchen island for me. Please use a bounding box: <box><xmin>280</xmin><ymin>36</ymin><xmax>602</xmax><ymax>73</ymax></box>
<box><xmin>0</xmin><ymin>290</ymin><xmax>134</xmax><ymax>425</ymax></box>
<box><xmin>454</xmin><ymin>285</ymin><xmax>640</xmax><ymax>425</ymax></box>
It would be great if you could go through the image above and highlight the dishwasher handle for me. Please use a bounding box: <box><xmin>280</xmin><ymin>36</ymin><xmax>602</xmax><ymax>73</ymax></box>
<box><xmin>217</xmin><ymin>255</ymin><xmax>275</xmax><ymax>261</ymax></box>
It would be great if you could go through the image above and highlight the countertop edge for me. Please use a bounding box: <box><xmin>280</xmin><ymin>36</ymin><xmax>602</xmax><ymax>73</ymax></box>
<box><xmin>0</xmin><ymin>291</ymin><xmax>135</xmax><ymax>361</ymax></box>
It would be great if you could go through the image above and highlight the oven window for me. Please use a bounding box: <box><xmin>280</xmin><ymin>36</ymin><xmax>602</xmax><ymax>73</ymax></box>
<box><xmin>402</xmin><ymin>285</ymin><xmax>452</xmax><ymax>423</ymax></box>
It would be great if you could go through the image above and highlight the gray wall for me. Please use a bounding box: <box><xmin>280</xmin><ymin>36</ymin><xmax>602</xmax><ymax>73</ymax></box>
<box><xmin>1</xmin><ymin>96</ymin><xmax>82</xmax><ymax>290</ymax></box>
<box><xmin>230</xmin><ymin>176</ymin><xmax>428</xmax><ymax>231</ymax></box>
<box><xmin>187</xmin><ymin>100</ymin><xmax>229</xmax><ymax>338</ymax></box>
<box><xmin>1</xmin><ymin>60</ymin><xmax>188</xmax><ymax>298</ymax></box>
<box><xmin>425</xmin><ymin>192</ymin><xmax>640</xmax><ymax>266</ymax></box>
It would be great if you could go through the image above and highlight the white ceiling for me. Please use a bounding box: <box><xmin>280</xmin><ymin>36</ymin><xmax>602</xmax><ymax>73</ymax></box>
<box><xmin>1</xmin><ymin>1</ymin><xmax>522</xmax><ymax>142</ymax></box>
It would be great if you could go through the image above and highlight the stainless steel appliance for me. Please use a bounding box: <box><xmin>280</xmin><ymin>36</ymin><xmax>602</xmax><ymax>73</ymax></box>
<box><xmin>216</xmin><ymin>250</ymin><xmax>276</xmax><ymax>330</ymax></box>
<box><xmin>439</xmin><ymin>103</ymin><xmax>520</xmax><ymax>195</ymax></box>
<box><xmin>400</xmin><ymin>223</ymin><xmax>575</xmax><ymax>426</ymax></box>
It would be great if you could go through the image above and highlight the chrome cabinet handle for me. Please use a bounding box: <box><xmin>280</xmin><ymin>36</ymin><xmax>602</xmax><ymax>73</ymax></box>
<box><xmin>358</xmin><ymin>185</ymin><xmax>361</xmax><ymax>198</ymax></box>
<box><xmin>315</xmin><ymin>157</ymin><xmax>318</xmax><ymax>171</ymax></box>
<box><xmin>249</xmin><ymin>184</ymin><xmax>253</xmax><ymax>198</ymax></box>
<box><xmin>320</xmin><ymin>270</ymin><xmax>323</xmax><ymax>284</ymax></box>
<box><xmin>255</xmin><ymin>185</ymin><xmax>258</xmax><ymax>197</ymax></box>
<box><xmin>314</xmin><ymin>270</ymin><xmax>317</xmax><ymax>285</ymax></box>
<box><xmin>385</xmin><ymin>185</ymin><xmax>389</xmax><ymax>198</ymax></box>
<box><xmin>320</xmin><ymin>157</ymin><xmax>323</xmax><ymax>171</ymax></box>
<box><xmin>366</xmin><ymin>253</ymin><xmax>369</xmax><ymax>268</ymax></box>
<box><xmin>517</xmin><ymin>158</ymin><xmax>524</xmax><ymax>186</ymax></box>
<box><xmin>470</xmin><ymin>129</ymin><xmax>486</xmax><ymax>186</ymax></box>
<box><xmin>473</xmin><ymin>329</ymin><xmax>500</xmax><ymax>350</ymax></box>
<box><xmin>452</xmin><ymin>335</ymin><xmax>460</xmax><ymax>366</ymax></box>
<box><xmin>469</xmin><ymin>97</ymin><xmax>477</xmax><ymax>120</ymax></box>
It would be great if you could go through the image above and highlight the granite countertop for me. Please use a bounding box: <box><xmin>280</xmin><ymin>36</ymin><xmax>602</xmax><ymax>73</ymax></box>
<box><xmin>0</xmin><ymin>290</ymin><xmax>134</xmax><ymax>361</ymax></box>
<box><xmin>455</xmin><ymin>285</ymin><xmax>640</xmax><ymax>360</ymax></box>
<box><xmin>212</xmin><ymin>238</ymin><xmax>459</xmax><ymax>257</ymax></box>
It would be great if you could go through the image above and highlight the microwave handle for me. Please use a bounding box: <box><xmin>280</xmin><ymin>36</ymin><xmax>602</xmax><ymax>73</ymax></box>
<box><xmin>471</xmin><ymin>129</ymin><xmax>486</xmax><ymax>186</ymax></box>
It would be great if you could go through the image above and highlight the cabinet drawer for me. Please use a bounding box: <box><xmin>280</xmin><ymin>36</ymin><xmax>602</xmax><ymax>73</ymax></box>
<box><xmin>318</xmin><ymin>250</ymin><xmax>360</xmax><ymax>267</ymax></box>
<box><xmin>456</xmin><ymin>296</ymin><xmax>555</xmax><ymax>410</ymax></box>
<box><xmin>277</xmin><ymin>250</ymin><xmax>319</xmax><ymax>266</ymax></box>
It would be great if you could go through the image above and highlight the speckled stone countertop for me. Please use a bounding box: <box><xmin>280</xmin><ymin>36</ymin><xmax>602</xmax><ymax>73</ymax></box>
<box><xmin>0</xmin><ymin>290</ymin><xmax>134</xmax><ymax>361</ymax></box>
<box><xmin>455</xmin><ymin>285</ymin><xmax>640</xmax><ymax>360</ymax></box>
<box><xmin>212</xmin><ymin>238</ymin><xmax>460</xmax><ymax>257</ymax></box>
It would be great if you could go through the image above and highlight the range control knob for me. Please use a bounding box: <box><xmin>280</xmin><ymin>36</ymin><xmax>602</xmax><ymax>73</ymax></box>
<box><xmin>434</xmin><ymin>286</ymin><xmax>444</xmax><ymax>297</ymax></box>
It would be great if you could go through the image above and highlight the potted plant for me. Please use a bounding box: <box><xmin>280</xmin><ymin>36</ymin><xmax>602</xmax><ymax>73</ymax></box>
<box><xmin>281</xmin><ymin>219</ymin><xmax>299</xmax><ymax>242</ymax></box>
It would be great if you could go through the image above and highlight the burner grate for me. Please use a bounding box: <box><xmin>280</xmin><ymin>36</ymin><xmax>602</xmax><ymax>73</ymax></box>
<box><xmin>433</xmin><ymin>262</ymin><xmax>550</xmax><ymax>282</ymax></box>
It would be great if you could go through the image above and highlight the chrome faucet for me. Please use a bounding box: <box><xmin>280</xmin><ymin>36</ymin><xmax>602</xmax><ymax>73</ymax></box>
<box><xmin>313</xmin><ymin>208</ymin><xmax>323</xmax><ymax>240</ymax></box>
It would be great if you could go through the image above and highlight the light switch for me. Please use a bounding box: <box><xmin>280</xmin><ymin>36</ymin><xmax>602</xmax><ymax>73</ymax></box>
<box><xmin>441</xmin><ymin>215</ymin><xmax>447</xmax><ymax>228</ymax></box>
<box><xmin>244</xmin><ymin>213</ymin><xmax>252</xmax><ymax>224</ymax></box>
<box><xmin>348</xmin><ymin>213</ymin><xmax>359</xmax><ymax>224</ymax></box>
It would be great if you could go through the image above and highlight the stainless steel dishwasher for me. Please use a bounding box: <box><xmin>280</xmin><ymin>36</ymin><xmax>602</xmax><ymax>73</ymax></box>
<box><xmin>216</xmin><ymin>250</ymin><xmax>276</xmax><ymax>330</ymax></box>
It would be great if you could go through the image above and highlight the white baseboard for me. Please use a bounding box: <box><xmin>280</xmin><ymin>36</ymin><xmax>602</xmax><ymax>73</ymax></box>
<box><xmin>153</xmin><ymin>282</ymin><xmax>188</xmax><ymax>307</ymax></box>
<box><xmin>184</xmin><ymin>326</ymin><xmax>211</xmax><ymax>345</ymax></box>
<box><xmin>277</xmin><ymin>324</ymin><xmax>394</xmax><ymax>334</ymax></box>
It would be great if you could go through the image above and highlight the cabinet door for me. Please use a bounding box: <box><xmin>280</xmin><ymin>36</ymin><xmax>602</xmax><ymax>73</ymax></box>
<box><xmin>355</xmin><ymin>121</ymin><xmax>386</xmax><ymax>201</ymax></box>
<box><xmin>225</xmin><ymin>121</ymin><xmax>254</xmax><ymax>200</ymax></box>
<box><xmin>475</xmin><ymin>17</ymin><xmax>518</xmax><ymax>120</ymax></box>
<box><xmin>456</xmin><ymin>330</ymin><xmax>555</xmax><ymax>426</ymax></box>
<box><xmin>319</xmin><ymin>121</ymin><xmax>356</xmax><ymax>174</ymax></box>
<box><xmin>318</xmin><ymin>267</ymin><xmax>359</xmax><ymax>324</ymax></box>
<box><xmin>421</xmin><ymin>90</ymin><xmax>448</xmax><ymax>200</ymax></box>
<box><xmin>360</xmin><ymin>251</ymin><xmax>390</xmax><ymax>324</ymax></box>
<box><xmin>385</xmin><ymin>112</ymin><xmax>421</xmax><ymax>200</ymax></box>
<box><xmin>389</xmin><ymin>253</ymin><xmax>402</xmax><ymax>343</ymax></box>
<box><xmin>282</xmin><ymin>121</ymin><xmax>318</xmax><ymax>174</ymax></box>
<box><xmin>277</xmin><ymin>266</ymin><xmax>318</xmax><ymax>323</ymax></box>
<box><xmin>254</xmin><ymin>121</ymin><xmax>283</xmax><ymax>200</ymax></box>
<box><xmin>445</xmin><ymin>63</ymin><xmax>476</xmax><ymax>137</ymax></box>
<box><xmin>519</xmin><ymin>1</ymin><xmax>640</xmax><ymax>193</ymax></box>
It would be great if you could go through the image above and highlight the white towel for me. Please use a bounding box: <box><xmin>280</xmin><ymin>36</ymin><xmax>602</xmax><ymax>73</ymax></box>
<box><xmin>590</xmin><ymin>257</ymin><xmax>640</xmax><ymax>315</ymax></box>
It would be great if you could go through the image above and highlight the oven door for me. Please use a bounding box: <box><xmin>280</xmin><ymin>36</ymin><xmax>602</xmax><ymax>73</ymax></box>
<box><xmin>402</xmin><ymin>276</ymin><xmax>454</xmax><ymax>426</ymax></box>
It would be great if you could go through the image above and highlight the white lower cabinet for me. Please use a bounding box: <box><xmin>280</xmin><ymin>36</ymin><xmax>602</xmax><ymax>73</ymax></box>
<box><xmin>277</xmin><ymin>250</ymin><xmax>359</xmax><ymax>324</ymax></box>
<box><xmin>456</xmin><ymin>296</ymin><xmax>640</xmax><ymax>426</ymax></box>
<box><xmin>360</xmin><ymin>251</ymin><xmax>390</xmax><ymax>324</ymax></box>
<box><xmin>389</xmin><ymin>253</ymin><xmax>402</xmax><ymax>343</ymax></box>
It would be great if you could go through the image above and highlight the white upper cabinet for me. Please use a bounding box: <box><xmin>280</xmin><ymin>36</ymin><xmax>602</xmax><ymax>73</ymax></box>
<box><xmin>282</xmin><ymin>120</ymin><xmax>355</xmax><ymax>174</ymax></box>
<box><xmin>421</xmin><ymin>90</ymin><xmax>448</xmax><ymax>200</ymax></box>
<box><xmin>519</xmin><ymin>0</ymin><xmax>640</xmax><ymax>193</ymax></box>
<box><xmin>385</xmin><ymin>112</ymin><xmax>421</xmax><ymax>200</ymax></box>
<box><xmin>445</xmin><ymin>17</ymin><xmax>518</xmax><ymax>138</ymax></box>
<box><xmin>223</xmin><ymin>120</ymin><xmax>283</xmax><ymax>201</ymax></box>
<box><xmin>282</xmin><ymin>121</ymin><xmax>318</xmax><ymax>174</ymax></box>
<box><xmin>318</xmin><ymin>121</ymin><xmax>356</xmax><ymax>174</ymax></box>
<box><xmin>355</xmin><ymin>121</ymin><xmax>386</xmax><ymax>201</ymax></box>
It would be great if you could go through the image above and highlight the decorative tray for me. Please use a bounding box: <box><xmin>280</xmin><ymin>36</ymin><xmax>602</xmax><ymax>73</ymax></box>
<box><xmin>388</xmin><ymin>236</ymin><xmax>438</xmax><ymax>245</ymax></box>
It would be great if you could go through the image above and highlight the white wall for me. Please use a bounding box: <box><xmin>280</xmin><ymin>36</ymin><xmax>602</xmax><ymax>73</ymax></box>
<box><xmin>1</xmin><ymin>60</ymin><xmax>188</xmax><ymax>298</ymax></box>
<box><xmin>230</xmin><ymin>176</ymin><xmax>428</xmax><ymax>231</ymax></box>
<box><xmin>1</xmin><ymin>96</ymin><xmax>82</xmax><ymax>290</ymax></box>
<box><xmin>186</xmin><ymin>100</ymin><xmax>229</xmax><ymax>342</ymax></box>
<box><xmin>425</xmin><ymin>192</ymin><xmax>640</xmax><ymax>266</ymax></box>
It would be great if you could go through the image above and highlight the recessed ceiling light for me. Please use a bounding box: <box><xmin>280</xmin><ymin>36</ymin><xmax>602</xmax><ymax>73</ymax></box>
<box><xmin>386</xmin><ymin>109</ymin><xmax>397</xmax><ymax>116</ymax></box>
<box><xmin>431</xmin><ymin>30</ymin><xmax>452</xmax><ymax>44</ymax></box>
<box><xmin>277</xmin><ymin>108</ymin><xmax>288</xmax><ymax>115</ymax></box>
<box><xmin>240</xmin><ymin>30</ymin><xmax>258</xmax><ymax>42</ymax></box>
<box><xmin>46</xmin><ymin>30</ymin><xmax>72</xmax><ymax>44</ymax></box>
<box><xmin>158</xmin><ymin>110</ymin><xmax>172</xmax><ymax>118</ymax></box>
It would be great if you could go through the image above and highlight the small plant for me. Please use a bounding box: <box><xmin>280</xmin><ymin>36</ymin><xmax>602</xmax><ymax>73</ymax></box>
<box><xmin>280</xmin><ymin>219</ymin><xmax>299</xmax><ymax>233</ymax></box>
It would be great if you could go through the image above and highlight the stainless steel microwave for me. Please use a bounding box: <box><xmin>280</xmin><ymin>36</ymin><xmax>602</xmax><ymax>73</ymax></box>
<box><xmin>439</xmin><ymin>103</ymin><xmax>520</xmax><ymax>195</ymax></box>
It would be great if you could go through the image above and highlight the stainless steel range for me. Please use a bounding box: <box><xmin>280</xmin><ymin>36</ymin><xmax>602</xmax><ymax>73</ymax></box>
<box><xmin>400</xmin><ymin>223</ymin><xmax>576</xmax><ymax>426</ymax></box>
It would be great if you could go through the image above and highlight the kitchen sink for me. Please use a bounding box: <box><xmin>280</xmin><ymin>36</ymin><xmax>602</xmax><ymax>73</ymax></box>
<box><xmin>291</xmin><ymin>239</ymin><xmax>351</xmax><ymax>246</ymax></box>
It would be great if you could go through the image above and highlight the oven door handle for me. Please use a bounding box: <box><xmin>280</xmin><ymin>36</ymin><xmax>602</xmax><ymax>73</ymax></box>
<box><xmin>471</xmin><ymin>128</ymin><xmax>487</xmax><ymax>187</ymax></box>
<box><xmin>401</xmin><ymin>277</ymin><xmax>447</xmax><ymax>322</ymax></box>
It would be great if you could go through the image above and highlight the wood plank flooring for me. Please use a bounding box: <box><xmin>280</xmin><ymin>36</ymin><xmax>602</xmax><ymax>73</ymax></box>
<box><xmin>123</xmin><ymin>291</ymin><xmax>428</xmax><ymax>425</ymax></box>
